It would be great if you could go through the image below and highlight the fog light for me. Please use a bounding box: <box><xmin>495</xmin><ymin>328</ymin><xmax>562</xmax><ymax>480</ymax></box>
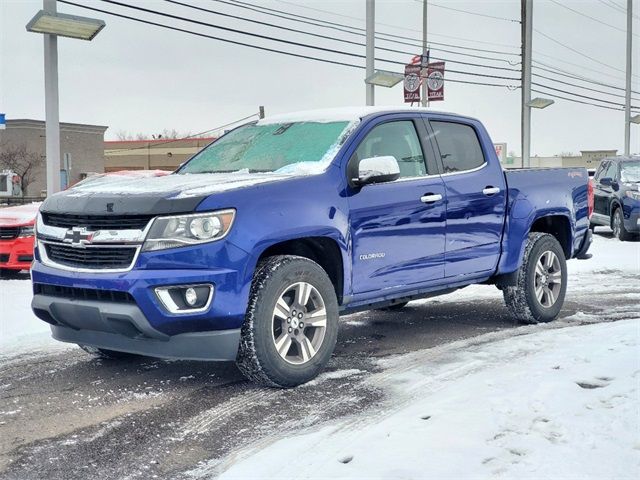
<box><xmin>184</xmin><ymin>287</ymin><xmax>197</xmax><ymax>306</ymax></box>
<box><xmin>155</xmin><ymin>284</ymin><xmax>214</xmax><ymax>314</ymax></box>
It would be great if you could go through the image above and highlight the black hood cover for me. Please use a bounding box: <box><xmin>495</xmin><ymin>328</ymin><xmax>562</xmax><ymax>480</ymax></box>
<box><xmin>41</xmin><ymin>172</ymin><xmax>287</xmax><ymax>216</ymax></box>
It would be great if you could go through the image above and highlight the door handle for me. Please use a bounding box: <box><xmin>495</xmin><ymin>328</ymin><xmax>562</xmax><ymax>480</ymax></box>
<box><xmin>420</xmin><ymin>193</ymin><xmax>443</xmax><ymax>204</ymax></box>
<box><xmin>482</xmin><ymin>186</ymin><xmax>500</xmax><ymax>196</ymax></box>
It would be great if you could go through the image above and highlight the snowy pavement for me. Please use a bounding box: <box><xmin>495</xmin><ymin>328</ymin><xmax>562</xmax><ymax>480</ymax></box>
<box><xmin>0</xmin><ymin>230</ymin><xmax>638</xmax><ymax>479</ymax></box>
<box><xmin>219</xmin><ymin>319</ymin><xmax>640</xmax><ymax>480</ymax></box>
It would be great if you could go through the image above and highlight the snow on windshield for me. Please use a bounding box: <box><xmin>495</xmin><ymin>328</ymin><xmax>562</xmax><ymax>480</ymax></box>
<box><xmin>620</xmin><ymin>162</ymin><xmax>640</xmax><ymax>183</ymax></box>
<box><xmin>179</xmin><ymin>120</ymin><xmax>357</xmax><ymax>176</ymax></box>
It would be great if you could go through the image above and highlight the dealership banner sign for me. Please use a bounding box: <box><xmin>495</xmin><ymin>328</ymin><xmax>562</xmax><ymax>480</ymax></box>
<box><xmin>427</xmin><ymin>61</ymin><xmax>445</xmax><ymax>101</ymax></box>
<box><xmin>404</xmin><ymin>64</ymin><xmax>421</xmax><ymax>103</ymax></box>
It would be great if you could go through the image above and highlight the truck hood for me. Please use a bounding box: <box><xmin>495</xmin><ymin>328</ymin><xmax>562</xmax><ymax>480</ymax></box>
<box><xmin>40</xmin><ymin>172</ymin><xmax>290</xmax><ymax>216</ymax></box>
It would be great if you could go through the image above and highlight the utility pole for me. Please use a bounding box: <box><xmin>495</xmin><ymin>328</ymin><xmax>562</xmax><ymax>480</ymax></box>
<box><xmin>421</xmin><ymin>0</ymin><xmax>429</xmax><ymax>108</ymax></box>
<box><xmin>624</xmin><ymin>0</ymin><xmax>632</xmax><ymax>156</ymax></box>
<box><xmin>521</xmin><ymin>0</ymin><xmax>533</xmax><ymax>168</ymax></box>
<box><xmin>365</xmin><ymin>0</ymin><xmax>375</xmax><ymax>106</ymax></box>
<box><xmin>43</xmin><ymin>0</ymin><xmax>60</xmax><ymax>195</ymax></box>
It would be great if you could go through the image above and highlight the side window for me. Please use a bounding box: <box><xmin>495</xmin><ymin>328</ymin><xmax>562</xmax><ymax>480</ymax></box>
<box><xmin>594</xmin><ymin>161</ymin><xmax>608</xmax><ymax>181</ymax></box>
<box><xmin>430</xmin><ymin>121</ymin><xmax>485</xmax><ymax>173</ymax></box>
<box><xmin>602</xmin><ymin>161</ymin><xmax>616</xmax><ymax>180</ymax></box>
<box><xmin>354</xmin><ymin>121</ymin><xmax>427</xmax><ymax>178</ymax></box>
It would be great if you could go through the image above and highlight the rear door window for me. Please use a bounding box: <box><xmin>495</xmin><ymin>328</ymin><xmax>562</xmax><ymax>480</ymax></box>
<box><xmin>430</xmin><ymin>121</ymin><xmax>485</xmax><ymax>173</ymax></box>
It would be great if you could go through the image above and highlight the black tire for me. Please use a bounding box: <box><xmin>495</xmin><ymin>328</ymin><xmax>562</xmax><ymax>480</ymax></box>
<box><xmin>612</xmin><ymin>207</ymin><xmax>633</xmax><ymax>241</ymax></box>
<box><xmin>376</xmin><ymin>301</ymin><xmax>409</xmax><ymax>311</ymax></box>
<box><xmin>236</xmin><ymin>255</ymin><xmax>339</xmax><ymax>388</ymax></box>
<box><xmin>78</xmin><ymin>345</ymin><xmax>139</xmax><ymax>359</ymax></box>
<box><xmin>503</xmin><ymin>232</ymin><xmax>567</xmax><ymax>324</ymax></box>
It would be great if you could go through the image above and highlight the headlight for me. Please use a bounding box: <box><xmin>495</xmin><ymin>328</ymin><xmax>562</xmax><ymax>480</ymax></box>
<box><xmin>142</xmin><ymin>210</ymin><xmax>235</xmax><ymax>252</ymax></box>
<box><xmin>19</xmin><ymin>225</ymin><xmax>35</xmax><ymax>237</ymax></box>
<box><xmin>625</xmin><ymin>190</ymin><xmax>640</xmax><ymax>200</ymax></box>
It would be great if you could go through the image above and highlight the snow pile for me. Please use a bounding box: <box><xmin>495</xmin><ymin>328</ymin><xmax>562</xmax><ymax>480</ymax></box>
<box><xmin>220</xmin><ymin>319</ymin><xmax>640</xmax><ymax>479</ymax></box>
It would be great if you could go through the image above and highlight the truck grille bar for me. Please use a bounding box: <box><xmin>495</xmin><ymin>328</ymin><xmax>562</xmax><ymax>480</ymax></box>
<box><xmin>43</xmin><ymin>243</ymin><xmax>138</xmax><ymax>270</ymax></box>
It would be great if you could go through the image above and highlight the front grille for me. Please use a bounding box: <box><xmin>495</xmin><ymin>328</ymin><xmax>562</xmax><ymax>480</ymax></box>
<box><xmin>0</xmin><ymin>227</ymin><xmax>20</xmax><ymax>240</ymax></box>
<box><xmin>44</xmin><ymin>243</ymin><xmax>137</xmax><ymax>269</ymax></box>
<box><xmin>18</xmin><ymin>255</ymin><xmax>33</xmax><ymax>262</ymax></box>
<box><xmin>0</xmin><ymin>254</ymin><xmax>9</xmax><ymax>263</ymax></box>
<box><xmin>34</xmin><ymin>283</ymin><xmax>135</xmax><ymax>303</ymax></box>
<box><xmin>41</xmin><ymin>213</ymin><xmax>154</xmax><ymax>231</ymax></box>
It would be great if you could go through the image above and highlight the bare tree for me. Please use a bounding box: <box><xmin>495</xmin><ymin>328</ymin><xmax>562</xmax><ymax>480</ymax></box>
<box><xmin>0</xmin><ymin>143</ymin><xmax>41</xmax><ymax>195</ymax></box>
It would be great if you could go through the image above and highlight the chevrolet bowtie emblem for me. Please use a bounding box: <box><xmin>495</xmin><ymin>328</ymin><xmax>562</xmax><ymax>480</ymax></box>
<box><xmin>63</xmin><ymin>227</ymin><xmax>95</xmax><ymax>248</ymax></box>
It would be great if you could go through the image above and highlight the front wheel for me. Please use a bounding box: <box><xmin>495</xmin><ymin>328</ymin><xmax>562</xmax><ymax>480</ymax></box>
<box><xmin>612</xmin><ymin>207</ymin><xmax>633</xmax><ymax>241</ymax></box>
<box><xmin>503</xmin><ymin>233</ymin><xmax>567</xmax><ymax>324</ymax></box>
<box><xmin>236</xmin><ymin>255</ymin><xmax>339</xmax><ymax>388</ymax></box>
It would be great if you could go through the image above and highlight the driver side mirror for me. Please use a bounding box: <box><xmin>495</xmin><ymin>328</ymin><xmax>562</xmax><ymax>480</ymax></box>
<box><xmin>351</xmin><ymin>156</ymin><xmax>400</xmax><ymax>186</ymax></box>
<box><xmin>599</xmin><ymin>177</ymin><xmax>613</xmax><ymax>187</ymax></box>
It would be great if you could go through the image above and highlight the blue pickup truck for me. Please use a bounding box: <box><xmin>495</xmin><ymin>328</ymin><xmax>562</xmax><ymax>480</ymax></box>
<box><xmin>31</xmin><ymin>107</ymin><xmax>593</xmax><ymax>387</ymax></box>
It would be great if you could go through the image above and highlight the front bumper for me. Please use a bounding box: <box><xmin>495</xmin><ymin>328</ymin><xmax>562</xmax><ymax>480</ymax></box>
<box><xmin>32</xmin><ymin>294</ymin><xmax>240</xmax><ymax>360</ymax></box>
<box><xmin>0</xmin><ymin>236</ymin><xmax>34</xmax><ymax>270</ymax></box>
<box><xmin>30</xmin><ymin>238</ymin><xmax>252</xmax><ymax>336</ymax></box>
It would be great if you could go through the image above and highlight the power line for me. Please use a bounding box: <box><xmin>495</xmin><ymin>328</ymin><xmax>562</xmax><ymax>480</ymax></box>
<box><xmin>414</xmin><ymin>0</ymin><xmax>520</xmax><ymax>24</ymax></box>
<box><xmin>533</xmin><ymin>71</ymin><xmax>640</xmax><ymax>102</ymax></box>
<box><xmin>218</xmin><ymin>0</ymin><xmax>521</xmax><ymax>57</ymax></box>
<box><xmin>97</xmin><ymin>0</ymin><xmax>521</xmax><ymax>82</ymax></box>
<box><xmin>533</xmin><ymin>60</ymin><xmax>640</xmax><ymax>95</ymax></box>
<box><xmin>534</xmin><ymin>28</ymin><xmax>640</xmax><ymax>79</ymax></box>
<box><xmin>533</xmin><ymin>88</ymin><xmax>638</xmax><ymax>113</ymax></box>
<box><xmin>596</xmin><ymin>0</ymin><xmax>640</xmax><ymax>19</ymax></box>
<box><xmin>533</xmin><ymin>53</ymin><xmax>632</xmax><ymax>84</ymax></box>
<box><xmin>59</xmin><ymin>0</ymin><xmax>636</xmax><ymax>116</ymax></box>
<box><xmin>548</xmin><ymin>0</ymin><xmax>637</xmax><ymax>36</ymax></box>
<box><xmin>59</xmin><ymin>0</ymin><xmax>517</xmax><ymax>89</ymax></box>
<box><xmin>164</xmin><ymin>0</ymin><xmax>520</xmax><ymax>73</ymax></box>
<box><xmin>532</xmin><ymin>81</ymin><xmax>639</xmax><ymax>109</ymax></box>
<box><xmin>105</xmin><ymin>113</ymin><xmax>259</xmax><ymax>153</ymax></box>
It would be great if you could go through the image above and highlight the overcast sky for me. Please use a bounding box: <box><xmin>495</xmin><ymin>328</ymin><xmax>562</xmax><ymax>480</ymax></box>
<box><xmin>1</xmin><ymin>0</ymin><xmax>638</xmax><ymax>156</ymax></box>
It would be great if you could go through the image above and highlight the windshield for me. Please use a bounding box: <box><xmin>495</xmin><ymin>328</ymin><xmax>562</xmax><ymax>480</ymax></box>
<box><xmin>179</xmin><ymin>121</ymin><xmax>352</xmax><ymax>175</ymax></box>
<box><xmin>620</xmin><ymin>161</ymin><xmax>640</xmax><ymax>183</ymax></box>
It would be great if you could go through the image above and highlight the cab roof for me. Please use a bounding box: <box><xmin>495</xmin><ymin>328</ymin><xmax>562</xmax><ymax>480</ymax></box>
<box><xmin>257</xmin><ymin>106</ymin><xmax>468</xmax><ymax>125</ymax></box>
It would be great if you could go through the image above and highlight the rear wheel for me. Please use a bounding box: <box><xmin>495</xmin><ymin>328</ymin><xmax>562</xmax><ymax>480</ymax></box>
<box><xmin>503</xmin><ymin>232</ymin><xmax>567</xmax><ymax>324</ymax></box>
<box><xmin>612</xmin><ymin>207</ymin><xmax>633</xmax><ymax>241</ymax></box>
<box><xmin>78</xmin><ymin>345</ymin><xmax>140</xmax><ymax>359</ymax></box>
<box><xmin>236</xmin><ymin>255</ymin><xmax>339</xmax><ymax>388</ymax></box>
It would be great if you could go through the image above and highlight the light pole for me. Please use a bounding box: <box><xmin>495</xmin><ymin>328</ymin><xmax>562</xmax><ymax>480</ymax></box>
<box><xmin>521</xmin><ymin>0</ymin><xmax>533</xmax><ymax>168</ymax></box>
<box><xmin>421</xmin><ymin>0</ymin><xmax>429</xmax><ymax>107</ymax></box>
<box><xmin>365</xmin><ymin>0</ymin><xmax>375</xmax><ymax>106</ymax></box>
<box><xmin>624</xmin><ymin>0</ymin><xmax>633</xmax><ymax>156</ymax></box>
<box><xmin>26</xmin><ymin>0</ymin><xmax>104</xmax><ymax>196</ymax></box>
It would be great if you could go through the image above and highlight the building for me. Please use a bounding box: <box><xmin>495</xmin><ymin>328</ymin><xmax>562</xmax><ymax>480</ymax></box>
<box><xmin>0</xmin><ymin>119</ymin><xmax>108</xmax><ymax>197</ymax></box>
<box><xmin>104</xmin><ymin>137</ymin><xmax>215</xmax><ymax>172</ymax></box>
<box><xmin>506</xmin><ymin>149</ymin><xmax>618</xmax><ymax>171</ymax></box>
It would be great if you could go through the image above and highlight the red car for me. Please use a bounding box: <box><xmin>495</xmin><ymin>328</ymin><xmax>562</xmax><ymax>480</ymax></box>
<box><xmin>0</xmin><ymin>203</ymin><xmax>40</xmax><ymax>274</ymax></box>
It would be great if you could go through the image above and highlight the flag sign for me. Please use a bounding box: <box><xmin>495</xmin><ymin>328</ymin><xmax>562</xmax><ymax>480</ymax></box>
<box><xmin>427</xmin><ymin>62</ymin><xmax>445</xmax><ymax>101</ymax></box>
<box><xmin>0</xmin><ymin>113</ymin><xmax>5</xmax><ymax>130</ymax></box>
<box><xmin>404</xmin><ymin>64</ymin><xmax>421</xmax><ymax>103</ymax></box>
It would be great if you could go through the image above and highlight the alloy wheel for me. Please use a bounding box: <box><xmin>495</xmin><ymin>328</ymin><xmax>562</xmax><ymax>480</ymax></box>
<box><xmin>534</xmin><ymin>250</ymin><xmax>562</xmax><ymax>308</ymax></box>
<box><xmin>271</xmin><ymin>282</ymin><xmax>327</xmax><ymax>365</ymax></box>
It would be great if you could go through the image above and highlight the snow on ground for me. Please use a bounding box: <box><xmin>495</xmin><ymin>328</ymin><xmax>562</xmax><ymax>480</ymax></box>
<box><xmin>0</xmin><ymin>278</ymin><xmax>73</xmax><ymax>359</ymax></box>
<box><xmin>219</xmin><ymin>319</ymin><xmax>640</xmax><ymax>480</ymax></box>
<box><xmin>213</xmin><ymin>231</ymin><xmax>639</xmax><ymax>479</ymax></box>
